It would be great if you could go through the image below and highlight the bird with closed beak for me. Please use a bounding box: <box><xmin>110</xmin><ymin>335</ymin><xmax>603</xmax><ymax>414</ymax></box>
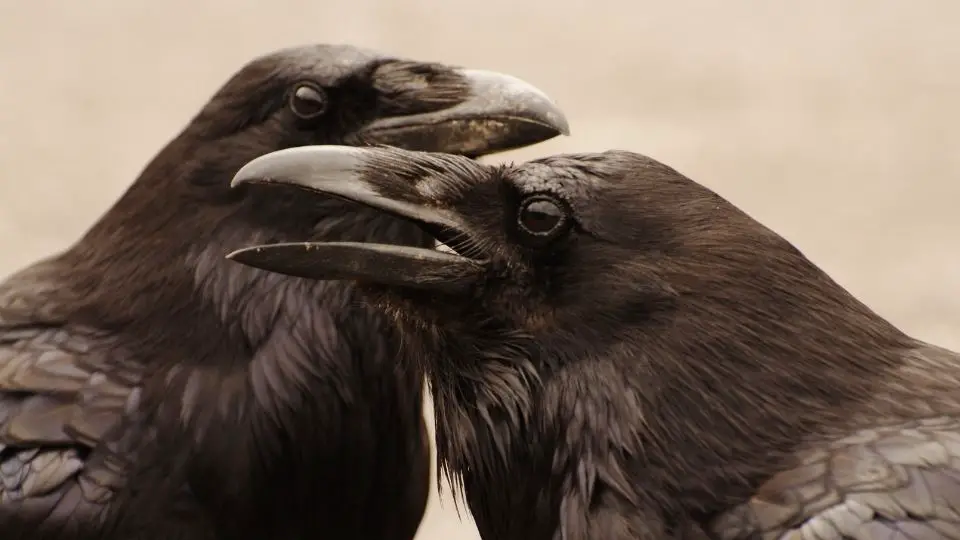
<box><xmin>230</xmin><ymin>145</ymin><xmax>960</xmax><ymax>540</ymax></box>
<box><xmin>0</xmin><ymin>45</ymin><xmax>568</xmax><ymax>540</ymax></box>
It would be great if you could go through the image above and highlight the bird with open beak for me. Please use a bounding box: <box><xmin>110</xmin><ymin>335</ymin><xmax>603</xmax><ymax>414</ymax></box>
<box><xmin>230</xmin><ymin>145</ymin><xmax>960</xmax><ymax>540</ymax></box>
<box><xmin>0</xmin><ymin>45</ymin><xmax>568</xmax><ymax>540</ymax></box>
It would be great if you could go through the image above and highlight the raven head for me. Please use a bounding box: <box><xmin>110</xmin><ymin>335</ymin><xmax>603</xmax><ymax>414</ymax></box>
<box><xmin>227</xmin><ymin>144</ymin><xmax>907</xmax><ymax>360</ymax></box>
<box><xmin>180</xmin><ymin>44</ymin><xmax>568</xmax><ymax>254</ymax></box>
<box><xmin>225</xmin><ymin>145</ymin><xmax>749</xmax><ymax>332</ymax></box>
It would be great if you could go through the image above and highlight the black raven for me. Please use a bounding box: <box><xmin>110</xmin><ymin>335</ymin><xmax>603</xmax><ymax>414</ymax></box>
<box><xmin>230</xmin><ymin>145</ymin><xmax>960</xmax><ymax>540</ymax></box>
<box><xmin>0</xmin><ymin>45</ymin><xmax>568</xmax><ymax>540</ymax></box>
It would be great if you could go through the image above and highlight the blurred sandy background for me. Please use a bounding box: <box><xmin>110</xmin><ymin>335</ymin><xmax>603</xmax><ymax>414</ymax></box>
<box><xmin>1</xmin><ymin>1</ymin><xmax>959</xmax><ymax>538</ymax></box>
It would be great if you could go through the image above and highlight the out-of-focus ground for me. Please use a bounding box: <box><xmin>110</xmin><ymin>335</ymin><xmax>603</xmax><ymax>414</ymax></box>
<box><xmin>1</xmin><ymin>1</ymin><xmax>959</xmax><ymax>538</ymax></box>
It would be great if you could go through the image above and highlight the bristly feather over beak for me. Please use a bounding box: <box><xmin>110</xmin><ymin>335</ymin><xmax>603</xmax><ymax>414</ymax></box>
<box><xmin>350</xmin><ymin>68</ymin><xmax>570</xmax><ymax>157</ymax></box>
<box><xmin>227</xmin><ymin>146</ymin><xmax>486</xmax><ymax>293</ymax></box>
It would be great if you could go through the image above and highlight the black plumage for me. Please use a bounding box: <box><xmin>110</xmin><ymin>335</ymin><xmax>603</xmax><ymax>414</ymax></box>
<box><xmin>231</xmin><ymin>145</ymin><xmax>960</xmax><ymax>540</ymax></box>
<box><xmin>0</xmin><ymin>45</ymin><xmax>568</xmax><ymax>539</ymax></box>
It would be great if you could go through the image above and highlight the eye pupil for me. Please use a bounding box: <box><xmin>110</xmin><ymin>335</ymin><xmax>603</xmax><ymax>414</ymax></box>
<box><xmin>290</xmin><ymin>83</ymin><xmax>327</xmax><ymax>119</ymax></box>
<box><xmin>518</xmin><ymin>198</ymin><xmax>566</xmax><ymax>237</ymax></box>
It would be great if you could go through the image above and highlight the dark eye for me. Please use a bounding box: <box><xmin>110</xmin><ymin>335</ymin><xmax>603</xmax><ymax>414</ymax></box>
<box><xmin>289</xmin><ymin>82</ymin><xmax>328</xmax><ymax>120</ymax></box>
<box><xmin>517</xmin><ymin>195</ymin><xmax>570</xmax><ymax>242</ymax></box>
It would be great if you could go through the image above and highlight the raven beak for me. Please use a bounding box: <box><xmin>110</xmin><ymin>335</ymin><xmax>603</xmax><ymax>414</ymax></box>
<box><xmin>227</xmin><ymin>146</ymin><xmax>484</xmax><ymax>293</ymax></box>
<box><xmin>347</xmin><ymin>68</ymin><xmax>570</xmax><ymax>157</ymax></box>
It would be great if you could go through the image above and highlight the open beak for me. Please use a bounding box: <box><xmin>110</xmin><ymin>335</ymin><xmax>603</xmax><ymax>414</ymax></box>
<box><xmin>346</xmin><ymin>68</ymin><xmax>570</xmax><ymax>157</ymax></box>
<box><xmin>227</xmin><ymin>146</ymin><xmax>485</xmax><ymax>293</ymax></box>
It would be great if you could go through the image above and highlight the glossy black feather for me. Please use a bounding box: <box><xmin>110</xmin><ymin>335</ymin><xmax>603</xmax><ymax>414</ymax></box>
<box><xmin>319</xmin><ymin>149</ymin><xmax>960</xmax><ymax>540</ymax></box>
<box><xmin>0</xmin><ymin>43</ymin><xmax>577</xmax><ymax>539</ymax></box>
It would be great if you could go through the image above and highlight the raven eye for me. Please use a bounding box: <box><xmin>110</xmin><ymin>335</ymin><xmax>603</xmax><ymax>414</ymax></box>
<box><xmin>289</xmin><ymin>83</ymin><xmax>328</xmax><ymax>120</ymax></box>
<box><xmin>517</xmin><ymin>195</ymin><xmax>570</xmax><ymax>241</ymax></box>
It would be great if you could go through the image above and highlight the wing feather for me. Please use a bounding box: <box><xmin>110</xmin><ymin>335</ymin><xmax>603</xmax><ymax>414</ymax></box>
<box><xmin>713</xmin><ymin>419</ymin><xmax>960</xmax><ymax>540</ymax></box>
<box><xmin>0</xmin><ymin>267</ymin><xmax>142</xmax><ymax>527</ymax></box>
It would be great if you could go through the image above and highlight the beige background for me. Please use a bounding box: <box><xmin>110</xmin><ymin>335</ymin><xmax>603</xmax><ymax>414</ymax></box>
<box><xmin>2</xmin><ymin>1</ymin><xmax>959</xmax><ymax>538</ymax></box>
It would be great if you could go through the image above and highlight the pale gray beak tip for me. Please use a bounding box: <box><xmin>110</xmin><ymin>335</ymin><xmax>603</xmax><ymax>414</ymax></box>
<box><xmin>231</xmin><ymin>145</ymin><xmax>368</xmax><ymax>188</ymax></box>
<box><xmin>457</xmin><ymin>68</ymin><xmax>570</xmax><ymax>137</ymax></box>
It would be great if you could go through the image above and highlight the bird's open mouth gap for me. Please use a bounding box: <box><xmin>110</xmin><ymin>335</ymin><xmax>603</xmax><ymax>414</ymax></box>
<box><xmin>326</xmin><ymin>190</ymin><xmax>477</xmax><ymax>261</ymax></box>
<box><xmin>418</xmin><ymin>222</ymin><xmax>465</xmax><ymax>257</ymax></box>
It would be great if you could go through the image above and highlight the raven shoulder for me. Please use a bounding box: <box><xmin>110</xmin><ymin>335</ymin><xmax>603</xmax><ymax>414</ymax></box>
<box><xmin>714</xmin><ymin>343</ymin><xmax>960</xmax><ymax>540</ymax></box>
